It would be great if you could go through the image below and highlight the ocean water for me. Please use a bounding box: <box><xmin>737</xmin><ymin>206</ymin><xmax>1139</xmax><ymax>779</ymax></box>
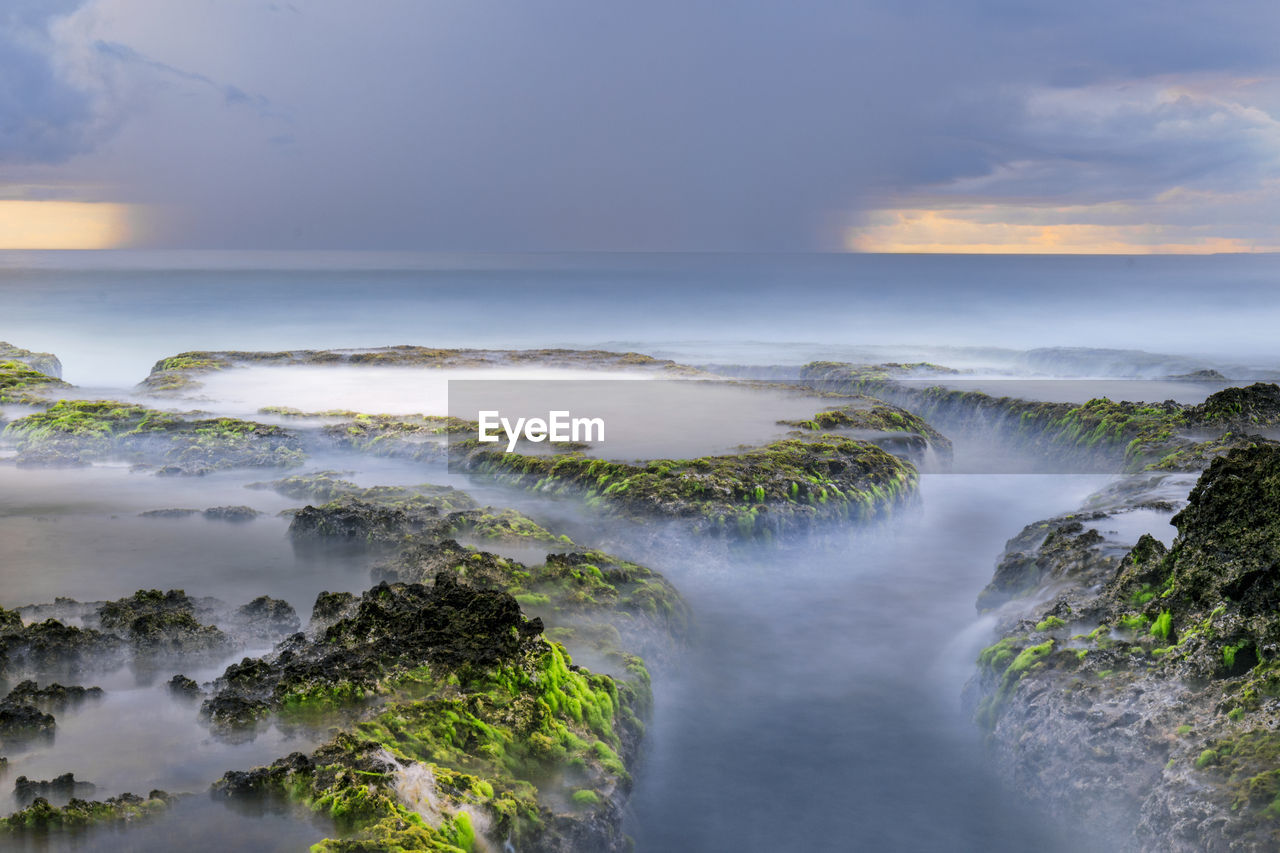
<box><xmin>3</xmin><ymin>251</ymin><xmax>1280</xmax><ymax>386</ymax></box>
<box><xmin>0</xmin><ymin>251</ymin><xmax>1273</xmax><ymax>851</ymax></box>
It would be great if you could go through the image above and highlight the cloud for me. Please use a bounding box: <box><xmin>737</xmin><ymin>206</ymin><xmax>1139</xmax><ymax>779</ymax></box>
<box><xmin>0</xmin><ymin>0</ymin><xmax>95</xmax><ymax>164</ymax></box>
<box><xmin>5</xmin><ymin>0</ymin><xmax>1280</xmax><ymax>249</ymax></box>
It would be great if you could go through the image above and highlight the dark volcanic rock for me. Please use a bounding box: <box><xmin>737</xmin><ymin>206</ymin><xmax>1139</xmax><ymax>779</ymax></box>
<box><xmin>200</xmin><ymin>693</ymin><xmax>270</xmax><ymax>729</ymax></box>
<box><xmin>288</xmin><ymin>499</ymin><xmax>440</xmax><ymax>546</ymax></box>
<box><xmin>206</xmin><ymin>574</ymin><xmax>541</xmax><ymax>719</ymax></box>
<box><xmin>309</xmin><ymin>591</ymin><xmax>356</xmax><ymax>626</ymax></box>
<box><xmin>0</xmin><ymin>701</ymin><xmax>55</xmax><ymax>736</ymax></box>
<box><xmin>168</xmin><ymin>674</ymin><xmax>201</xmax><ymax>698</ymax></box>
<box><xmin>14</xmin><ymin>773</ymin><xmax>95</xmax><ymax>806</ymax></box>
<box><xmin>1190</xmin><ymin>382</ymin><xmax>1280</xmax><ymax>430</ymax></box>
<box><xmin>0</xmin><ymin>617</ymin><xmax>125</xmax><ymax>679</ymax></box>
<box><xmin>230</xmin><ymin>596</ymin><xmax>300</xmax><ymax>643</ymax></box>
<box><xmin>4</xmin><ymin>680</ymin><xmax>103</xmax><ymax>710</ymax></box>
<box><xmin>98</xmin><ymin>590</ymin><xmax>230</xmax><ymax>655</ymax></box>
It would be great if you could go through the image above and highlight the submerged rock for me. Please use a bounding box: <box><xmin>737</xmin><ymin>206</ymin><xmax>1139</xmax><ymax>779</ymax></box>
<box><xmin>139</xmin><ymin>508</ymin><xmax>201</xmax><ymax>519</ymax></box>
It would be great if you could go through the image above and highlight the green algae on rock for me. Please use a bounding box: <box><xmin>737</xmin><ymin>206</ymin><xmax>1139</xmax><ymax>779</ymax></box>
<box><xmin>0</xmin><ymin>360</ymin><xmax>71</xmax><ymax>405</ymax></box>
<box><xmin>778</xmin><ymin>398</ymin><xmax>953</xmax><ymax>466</ymax></box>
<box><xmin>967</xmin><ymin>445</ymin><xmax>1280</xmax><ymax>850</ymax></box>
<box><xmin>0</xmin><ymin>342</ymin><xmax>62</xmax><ymax>379</ymax></box>
<box><xmin>210</xmin><ymin>575</ymin><xmax>647</xmax><ymax>851</ymax></box>
<box><xmin>3</xmin><ymin>399</ymin><xmax>305</xmax><ymax>472</ymax></box>
<box><xmin>0</xmin><ymin>791</ymin><xmax>174</xmax><ymax>833</ymax></box>
<box><xmin>457</xmin><ymin>434</ymin><xmax>917</xmax><ymax>539</ymax></box>
<box><xmin>802</xmin><ymin>362</ymin><xmax>1280</xmax><ymax>473</ymax></box>
<box><xmin>140</xmin><ymin>346</ymin><xmax>702</xmax><ymax>396</ymax></box>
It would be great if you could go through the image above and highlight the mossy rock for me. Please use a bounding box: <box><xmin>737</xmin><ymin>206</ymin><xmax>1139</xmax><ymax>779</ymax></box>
<box><xmin>4</xmin><ymin>399</ymin><xmax>305</xmax><ymax>473</ymax></box>
<box><xmin>459</xmin><ymin>434</ymin><xmax>917</xmax><ymax>538</ymax></box>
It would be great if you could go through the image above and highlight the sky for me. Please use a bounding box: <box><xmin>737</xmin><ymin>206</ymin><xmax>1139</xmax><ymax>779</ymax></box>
<box><xmin>1</xmin><ymin>0</ymin><xmax>1279</xmax><ymax>252</ymax></box>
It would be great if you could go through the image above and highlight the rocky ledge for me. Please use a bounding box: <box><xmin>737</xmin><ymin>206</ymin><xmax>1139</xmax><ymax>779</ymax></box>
<box><xmin>457</xmin><ymin>434</ymin><xmax>918</xmax><ymax>540</ymax></box>
<box><xmin>140</xmin><ymin>346</ymin><xmax>703</xmax><ymax>395</ymax></box>
<box><xmin>967</xmin><ymin>443</ymin><xmax>1280</xmax><ymax>851</ymax></box>
<box><xmin>3</xmin><ymin>399</ymin><xmax>305</xmax><ymax>473</ymax></box>
<box><xmin>802</xmin><ymin>362</ymin><xmax>1280</xmax><ymax>472</ymax></box>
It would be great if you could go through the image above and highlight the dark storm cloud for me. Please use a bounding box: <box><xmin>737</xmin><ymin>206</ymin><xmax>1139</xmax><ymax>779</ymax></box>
<box><xmin>0</xmin><ymin>0</ymin><xmax>93</xmax><ymax>164</ymax></box>
<box><xmin>6</xmin><ymin>0</ymin><xmax>1280</xmax><ymax>248</ymax></box>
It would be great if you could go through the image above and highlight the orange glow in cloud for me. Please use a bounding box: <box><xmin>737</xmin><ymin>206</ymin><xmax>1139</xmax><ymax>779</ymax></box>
<box><xmin>0</xmin><ymin>201</ymin><xmax>134</xmax><ymax>249</ymax></box>
<box><xmin>847</xmin><ymin>207</ymin><xmax>1280</xmax><ymax>254</ymax></box>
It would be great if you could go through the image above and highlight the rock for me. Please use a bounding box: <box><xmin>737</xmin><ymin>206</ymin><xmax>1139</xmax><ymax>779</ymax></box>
<box><xmin>310</xmin><ymin>591</ymin><xmax>356</xmax><ymax>626</ymax></box>
<box><xmin>459</xmin><ymin>434</ymin><xmax>918</xmax><ymax>539</ymax></box>
<box><xmin>968</xmin><ymin>445</ymin><xmax>1280</xmax><ymax>850</ymax></box>
<box><xmin>1190</xmin><ymin>382</ymin><xmax>1280</xmax><ymax>429</ymax></box>
<box><xmin>14</xmin><ymin>773</ymin><xmax>95</xmax><ymax>805</ymax></box>
<box><xmin>230</xmin><ymin>596</ymin><xmax>300</xmax><ymax>643</ymax></box>
<box><xmin>0</xmin><ymin>702</ymin><xmax>55</xmax><ymax>737</ymax></box>
<box><xmin>168</xmin><ymin>674</ymin><xmax>201</xmax><ymax>698</ymax></box>
<box><xmin>98</xmin><ymin>590</ymin><xmax>230</xmax><ymax>656</ymax></box>
<box><xmin>203</xmin><ymin>506</ymin><xmax>261</xmax><ymax>522</ymax></box>
<box><xmin>0</xmin><ymin>342</ymin><xmax>62</xmax><ymax>378</ymax></box>
<box><xmin>4</xmin><ymin>400</ymin><xmax>305</xmax><ymax>473</ymax></box>
<box><xmin>289</xmin><ymin>499</ymin><xmax>438</xmax><ymax>546</ymax></box>
<box><xmin>4</xmin><ymin>680</ymin><xmax>103</xmax><ymax>710</ymax></box>
<box><xmin>0</xmin><ymin>790</ymin><xmax>172</xmax><ymax>831</ymax></box>
<box><xmin>0</xmin><ymin>617</ymin><xmax>125</xmax><ymax>679</ymax></box>
<box><xmin>977</xmin><ymin>519</ymin><xmax>1114</xmax><ymax>611</ymax></box>
<box><xmin>0</xmin><ymin>358</ymin><xmax>69</xmax><ymax>406</ymax></box>
<box><xmin>199</xmin><ymin>693</ymin><xmax>270</xmax><ymax>730</ymax></box>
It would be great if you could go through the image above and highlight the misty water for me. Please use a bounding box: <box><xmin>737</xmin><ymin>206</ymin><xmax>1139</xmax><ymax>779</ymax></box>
<box><xmin>2</xmin><ymin>251</ymin><xmax>1276</xmax><ymax>851</ymax></box>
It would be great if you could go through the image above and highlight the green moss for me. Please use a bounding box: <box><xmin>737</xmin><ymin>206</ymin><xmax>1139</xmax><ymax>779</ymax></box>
<box><xmin>977</xmin><ymin>637</ymin><xmax>1019</xmax><ymax>673</ymax></box>
<box><xmin>1151</xmin><ymin>610</ymin><xmax>1173</xmax><ymax>641</ymax></box>
<box><xmin>1119</xmin><ymin>613</ymin><xmax>1150</xmax><ymax>633</ymax></box>
<box><xmin>459</xmin><ymin>435</ymin><xmax>917</xmax><ymax>538</ymax></box>
<box><xmin>0</xmin><ymin>360</ymin><xmax>70</xmax><ymax>403</ymax></box>
<box><xmin>1194</xmin><ymin>730</ymin><xmax>1280</xmax><ymax>820</ymax></box>
<box><xmin>5</xmin><ymin>399</ymin><xmax>305</xmax><ymax>472</ymax></box>
<box><xmin>0</xmin><ymin>791</ymin><xmax>172</xmax><ymax>832</ymax></box>
<box><xmin>976</xmin><ymin>639</ymin><xmax>1056</xmax><ymax>730</ymax></box>
<box><xmin>1196</xmin><ymin>749</ymin><xmax>1220</xmax><ymax>768</ymax></box>
<box><xmin>570</xmin><ymin>790</ymin><xmax>601</xmax><ymax>807</ymax></box>
<box><xmin>1035</xmin><ymin>616</ymin><xmax>1067</xmax><ymax>631</ymax></box>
